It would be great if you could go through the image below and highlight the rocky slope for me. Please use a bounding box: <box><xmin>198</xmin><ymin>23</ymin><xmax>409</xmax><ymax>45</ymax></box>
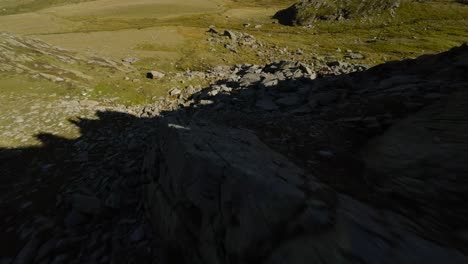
<box><xmin>274</xmin><ymin>0</ymin><xmax>400</xmax><ymax>26</ymax></box>
<box><xmin>1</xmin><ymin>43</ymin><xmax>467</xmax><ymax>264</ymax></box>
<box><xmin>0</xmin><ymin>33</ymin><xmax>132</xmax><ymax>85</ymax></box>
<box><xmin>143</xmin><ymin>44</ymin><xmax>468</xmax><ymax>263</ymax></box>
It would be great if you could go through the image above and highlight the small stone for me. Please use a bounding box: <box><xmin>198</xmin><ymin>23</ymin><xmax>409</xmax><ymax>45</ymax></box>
<box><xmin>259</xmin><ymin>78</ymin><xmax>279</xmax><ymax>89</ymax></box>
<box><xmin>207</xmin><ymin>27</ymin><xmax>219</xmax><ymax>34</ymax></box>
<box><xmin>223</xmin><ymin>30</ymin><xmax>238</xmax><ymax>42</ymax></box>
<box><xmin>199</xmin><ymin>100</ymin><xmax>214</xmax><ymax>105</ymax></box>
<box><xmin>122</xmin><ymin>57</ymin><xmax>139</xmax><ymax>64</ymax></box>
<box><xmin>147</xmin><ymin>71</ymin><xmax>165</xmax><ymax>79</ymax></box>
<box><xmin>299</xmin><ymin>64</ymin><xmax>313</xmax><ymax>75</ymax></box>
<box><xmin>346</xmin><ymin>52</ymin><xmax>365</xmax><ymax>60</ymax></box>
<box><xmin>240</xmin><ymin>73</ymin><xmax>262</xmax><ymax>87</ymax></box>
<box><xmin>168</xmin><ymin>88</ymin><xmax>181</xmax><ymax>96</ymax></box>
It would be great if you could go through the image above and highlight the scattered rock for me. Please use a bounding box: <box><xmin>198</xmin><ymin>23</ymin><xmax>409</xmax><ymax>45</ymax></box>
<box><xmin>346</xmin><ymin>52</ymin><xmax>365</xmax><ymax>60</ymax></box>
<box><xmin>168</xmin><ymin>88</ymin><xmax>182</xmax><ymax>96</ymax></box>
<box><xmin>122</xmin><ymin>57</ymin><xmax>139</xmax><ymax>64</ymax></box>
<box><xmin>223</xmin><ymin>30</ymin><xmax>237</xmax><ymax>42</ymax></box>
<box><xmin>146</xmin><ymin>71</ymin><xmax>165</xmax><ymax>79</ymax></box>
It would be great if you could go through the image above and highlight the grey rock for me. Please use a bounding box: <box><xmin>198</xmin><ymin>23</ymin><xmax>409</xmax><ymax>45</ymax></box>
<box><xmin>169</xmin><ymin>88</ymin><xmax>182</xmax><ymax>96</ymax></box>
<box><xmin>361</xmin><ymin>91</ymin><xmax>468</xmax><ymax>233</ymax></box>
<box><xmin>240</xmin><ymin>73</ymin><xmax>261</xmax><ymax>87</ymax></box>
<box><xmin>299</xmin><ymin>63</ymin><xmax>314</xmax><ymax>75</ymax></box>
<box><xmin>259</xmin><ymin>77</ymin><xmax>279</xmax><ymax>89</ymax></box>
<box><xmin>144</xmin><ymin>118</ymin><xmax>329</xmax><ymax>264</ymax></box>
<box><xmin>199</xmin><ymin>99</ymin><xmax>215</xmax><ymax>105</ymax></box>
<box><xmin>223</xmin><ymin>30</ymin><xmax>237</xmax><ymax>42</ymax></box>
<box><xmin>274</xmin><ymin>0</ymin><xmax>400</xmax><ymax>26</ymax></box>
<box><xmin>122</xmin><ymin>57</ymin><xmax>139</xmax><ymax>64</ymax></box>
<box><xmin>207</xmin><ymin>26</ymin><xmax>219</xmax><ymax>34</ymax></box>
<box><xmin>346</xmin><ymin>52</ymin><xmax>365</xmax><ymax>60</ymax></box>
<box><xmin>147</xmin><ymin>71</ymin><xmax>165</xmax><ymax>79</ymax></box>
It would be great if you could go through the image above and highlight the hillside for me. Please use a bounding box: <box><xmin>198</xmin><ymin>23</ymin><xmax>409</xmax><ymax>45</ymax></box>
<box><xmin>274</xmin><ymin>0</ymin><xmax>401</xmax><ymax>26</ymax></box>
<box><xmin>0</xmin><ymin>0</ymin><xmax>467</xmax><ymax>263</ymax></box>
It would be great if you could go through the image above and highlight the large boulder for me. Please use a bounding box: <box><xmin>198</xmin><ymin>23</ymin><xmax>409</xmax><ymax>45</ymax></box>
<box><xmin>143</xmin><ymin>115</ymin><xmax>338</xmax><ymax>263</ymax></box>
<box><xmin>274</xmin><ymin>0</ymin><xmax>400</xmax><ymax>26</ymax></box>
<box><xmin>143</xmin><ymin>114</ymin><xmax>468</xmax><ymax>264</ymax></box>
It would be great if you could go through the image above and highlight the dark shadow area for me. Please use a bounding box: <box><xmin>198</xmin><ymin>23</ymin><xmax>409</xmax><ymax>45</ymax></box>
<box><xmin>0</xmin><ymin>111</ymin><xmax>161</xmax><ymax>263</ymax></box>
<box><xmin>1</xmin><ymin>44</ymin><xmax>468</xmax><ymax>263</ymax></box>
<box><xmin>272</xmin><ymin>5</ymin><xmax>296</xmax><ymax>26</ymax></box>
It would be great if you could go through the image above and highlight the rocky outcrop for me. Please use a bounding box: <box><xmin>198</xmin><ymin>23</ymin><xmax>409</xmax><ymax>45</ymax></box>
<box><xmin>207</xmin><ymin>28</ymin><xmax>265</xmax><ymax>53</ymax></box>
<box><xmin>274</xmin><ymin>0</ymin><xmax>400</xmax><ymax>26</ymax></box>
<box><xmin>144</xmin><ymin>116</ymin><xmax>335</xmax><ymax>263</ymax></box>
<box><xmin>144</xmin><ymin>45</ymin><xmax>468</xmax><ymax>263</ymax></box>
<box><xmin>144</xmin><ymin>107</ymin><xmax>468</xmax><ymax>264</ymax></box>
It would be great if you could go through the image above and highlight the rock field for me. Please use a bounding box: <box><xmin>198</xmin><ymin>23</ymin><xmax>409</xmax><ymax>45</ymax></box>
<box><xmin>1</xmin><ymin>39</ymin><xmax>467</xmax><ymax>263</ymax></box>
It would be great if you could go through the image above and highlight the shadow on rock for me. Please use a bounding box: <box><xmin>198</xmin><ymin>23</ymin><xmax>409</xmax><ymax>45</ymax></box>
<box><xmin>1</xmin><ymin>45</ymin><xmax>468</xmax><ymax>264</ymax></box>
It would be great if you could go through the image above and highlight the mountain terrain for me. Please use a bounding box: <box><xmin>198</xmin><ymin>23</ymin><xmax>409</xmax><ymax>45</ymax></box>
<box><xmin>0</xmin><ymin>0</ymin><xmax>467</xmax><ymax>263</ymax></box>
